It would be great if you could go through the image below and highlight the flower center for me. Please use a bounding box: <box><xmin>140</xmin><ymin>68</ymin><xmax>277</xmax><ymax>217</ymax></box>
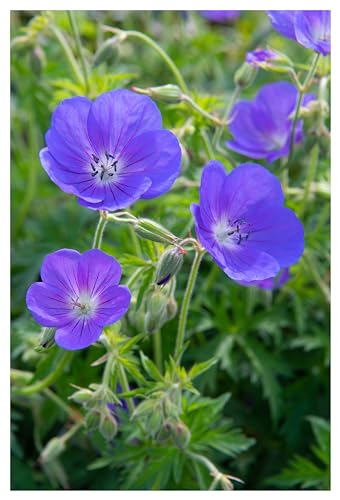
<box><xmin>71</xmin><ymin>293</ymin><xmax>97</xmax><ymax>318</ymax></box>
<box><xmin>214</xmin><ymin>218</ymin><xmax>250</xmax><ymax>247</ymax></box>
<box><xmin>90</xmin><ymin>152</ymin><xmax>119</xmax><ymax>183</ymax></box>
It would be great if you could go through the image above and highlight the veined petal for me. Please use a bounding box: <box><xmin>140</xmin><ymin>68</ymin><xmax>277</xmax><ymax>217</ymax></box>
<box><xmin>267</xmin><ymin>11</ymin><xmax>297</xmax><ymax>40</ymax></box>
<box><xmin>55</xmin><ymin>317</ymin><xmax>102</xmax><ymax>350</ymax></box>
<box><xmin>77</xmin><ymin>249</ymin><xmax>122</xmax><ymax>296</ymax></box>
<box><xmin>40</xmin><ymin>249</ymin><xmax>81</xmax><ymax>297</ymax></box>
<box><xmin>26</xmin><ymin>282</ymin><xmax>73</xmax><ymax>327</ymax></box>
<box><xmin>295</xmin><ymin>10</ymin><xmax>330</xmax><ymax>55</ymax></box>
<box><xmin>87</xmin><ymin>89</ymin><xmax>162</xmax><ymax>156</ymax></box>
<box><xmin>221</xmin><ymin>245</ymin><xmax>280</xmax><ymax>281</ymax></box>
<box><xmin>197</xmin><ymin>161</ymin><xmax>230</xmax><ymax>225</ymax></box>
<box><xmin>93</xmin><ymin>285</ymin><xmax>131</xmax><ymax>326</ymax></box>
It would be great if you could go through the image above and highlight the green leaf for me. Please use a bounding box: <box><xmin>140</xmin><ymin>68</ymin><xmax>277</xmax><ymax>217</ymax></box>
<box><xmin>119</xmin><ymin>333</ymin><xmax>146</xmax><ymax>355</ymax></box>
<box><xmin>87</xmin><ymin>456</ymin><xmax>114</xmax><ymax>471</ymax></box>
<box><xmin>140</xmin><ymin>352</ymin><xmax>163</xmax><ymax>381</ymax></box>
<box><xmin>188</xmin><ymin>358</ymin><xmax>218</xmax><ymax>380</ymax></box>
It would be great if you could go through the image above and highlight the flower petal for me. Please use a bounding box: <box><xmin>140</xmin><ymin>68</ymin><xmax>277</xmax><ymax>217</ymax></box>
<box><xmin>77</xmin><ymin>249</ymin><xmax>122</xmax><ymax>296</ymax></box>
<box><xmin>244</xmin><ymin>204</ymin><xmax>304</xmax><ymax>267</ymax></box>
<box><xmin>267</xmin><ymin>11</ymin><xmax>297</xmax><ymax>40</ymax></box>
<box><xmin>116</xmin><ymin>129</ymin><xmax>181</xmax><ymax>199</ymax></box>
<box><xmin>196</xmin><ymin>161</ymin><xmax>230</xmax><ymax>225</ymax></box>
<box><xmin>55</xmin><ymin>317</ymin><xmax>102</xmax><ymax>350</ymax></box>
<box><xmin>93</xmin><ymin>285</ymin><xmax>131</xmax><ymax>326</ymax></box>
<box><xmin>40</xmin><ymin>249</ymin><xmax>81</xmax><ymax>296</ymax></box>
<box><xmin>26</xmin><ymin>282</ymin><xmax>73</xmax><ymax>327</ymax></box>
<box><xmin>87</xmin><ymin>89</ymin><xmax>162</xmax><ymax>156</ymax></box>
<box><xmin>224</xmin><ymin>163</ymin><xmax>284</xmax><ymax>222</ymax></box>
<box><xmin>228</xmin><ymin>101</ymin><xmax>271</xmax><ymax>152</ymax></box>
<box><xmin>295</xmin><ymin>11</ymin><xmax>330</xmax><ymax>55</ymax></box>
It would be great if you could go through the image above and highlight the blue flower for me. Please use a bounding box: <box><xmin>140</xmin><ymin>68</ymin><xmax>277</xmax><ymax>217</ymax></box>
<box><xmin>237</xmin><ymin>268</ymin><xmax>290</xmax><ymax>289</ymax></box>
<box><xmin>191</xmin><ymin>162</ymin><xmax>304</xmax><ymax>282</ymax></box>
<box><xmin>26</xmin><ymin>249</ymin><xmax>131</xmax><ymax>350</ymax></box>
<box><xmin>199</xmin><ymin>11</ymin><xmax>240</xmax><ymax>23</ymax></box>
<box><xmin>227</xmin><ymin>82</ymin><xmax>315</xmax><ymax>162</ymax></box>
<box><xmin>267</xmin><ymin>11</ymin><xmax>330</xmax><ymax>55</ymax></box>
<box><xmin>40</xmin><ymin>89</ymin><xmax>182</xmax><ymax>211</ymax></box>
<box><xmin>246</xmin><ymin>48</ymin><xmax>279</xmax><ymax>67</ymax></box>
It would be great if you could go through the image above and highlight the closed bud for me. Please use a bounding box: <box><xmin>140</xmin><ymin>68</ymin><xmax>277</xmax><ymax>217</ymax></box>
<box><xmin>37</xmin><ymin>327</ymin><xmax>56</xmax><ymax>350</ymax></box>
<box><xmin>147</xmin><ymin>409</ymin><xmax>163</xmax><ymax>437</ymax></box>
<box><xmin>149</xmin><ymin>84</ymin><xmax>183</xmax><ymax>103</ymax></box>
<box><xmin>166</xmin><ymin>296</ymin><xmax>178</xmax><ymax>321</ymax></box>
<box><xmin>11</xmin><ymin>369</ymin><xmax>33</xmax><ymax>386</ymax></box>
<box><xmin>234</xmin><ymin>62</ymin><xmax>257</xmax><ymax>89</ymax></box>
<box><xmin>134</xmin><ymin>218</ymin><xmax>178</xmax><ymax>245</ymax></box>
<box><xmin>93</xmin><ymin>36</ymin><xmax>121</xmax><ymax>67</ymax></box>
<box><xmin>171</xmin><ymin>421</ymin><xmax>191</xmax><ymax>449</ymax></box>
<box><xmin>144</xmin><ymin>290</ymin><xmax>168</xmax><ymax>333</ymax></box>
<box><xmin>156</xmin><ymin>248</ymin><xmax>184</xmax><ymax>286</ymax></box>
<box><xmin>85</xmin><ymin>409</ymin><xmax>101</xmax><ymax>429</ymax></box>
<box><xmin>69</xmin><ymin>388</ymin><xmax>94</xmax><ymax>405</ymax></box>
<box><xmin>99</xmin><ymin>410</ymin><xmax>118</xmax><ymax>441</ymax></box>
<box><xmin>156</xmin><ymin>419</ymin><xmax>173</xmax><ymax>443</ymax></box>
<box><xmin>40</xmin><ymin>437</ymin><xmax>65</xmax><ymax>464</ymax></box>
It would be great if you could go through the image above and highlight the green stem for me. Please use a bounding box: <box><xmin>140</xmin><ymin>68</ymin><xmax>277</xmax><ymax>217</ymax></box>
<box><xmin>67</xmin><ymin>11</ymin><xmax>90</xmax><ymax>95</ymax></box>
<box><xmin>92</xmin><ymin>211</ymin><xmax>108</xmax><ymax>249</ymax></box>
<box><xmin>187</xmin><ymin>451</ymin><xmax>219</xmax><ymax>475</ymax></box>
<box><xmin>102</xmin><ymin>353</ymin><xmax>115</xmax><ymax>388</ymax></box>
<box><xmin>288</xmin><ymin>53</ymin><xmax>321</xmax><ymax>162</ymax></box>
<box><xmin>174</xmin><ymin>249</ymin><xmax>204</xmax><ymax>361</ymax></box>
<box><xmin>212</xmin><ymin>85</ymin><xmax>241</xmax><ymax>150</ymax></box>
<box><xmin>300</xmin><ymin>144</ymin><xmax>319</xmax><ymax>217</ymax></box>
<box><xmin>49</xmin><ymin>23</ymin><xmax>84</xmax><ymax>87</ymax></box>
<box><xmin>182</xmin><ymin>95</ymin><xmax>223</xmax><ymax>126</ymax></box>
<box><xmin>153</xmin><ymin>331</ymin><xmax>163</xmax><ymax>372</ymax></box>
<box><xmin>200</xmin><ymin>128</ymin><xmax>214</xmax><ymax>160</ymax></box>
<box><xmin>43</xmin><ymin>388</ymin><xmax>80</xmax><ymax>422</ymax></box>
<box><xmin>126</xmin><ymin>266</ymin><xmax>148</xmax><ymax>288</ymax></box>
<box><xmin>61</xmin><ymin>420</ymin><xmax>83</xmax><ymax>443</ymax></box>
<box><xmin>117</xmin><ymin>363</ymin><xmax>135</xmax><ymax>414</ymax></box>
<box><xmin>15</xmin><ymin>351</ymin><xmax>72</xmax><ymax>396</ymax></box>
<box><xmin>104</xmin><ymin>27</ymin><xmax>189</xmax><ymax>93</ymax></box>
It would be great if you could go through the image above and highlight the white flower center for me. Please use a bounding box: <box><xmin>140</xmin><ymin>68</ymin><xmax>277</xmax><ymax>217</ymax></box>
<box><xmin>213</xmin><ymin>218</ymin><xmax>250</xmax><ymax>247</ymax></box>
<box><xmin>71</xmin><ymin>293</ymin><xmax>97</xmax><ymax>318</ymax></box>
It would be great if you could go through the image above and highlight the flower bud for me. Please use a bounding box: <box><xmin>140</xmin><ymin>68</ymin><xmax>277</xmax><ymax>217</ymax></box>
<box><xmin>92</xmin><ymin>36</ymin><xmax>121</xmax><ymax>67</ymax></box>
<box><xmin>234</xmin><ymin>62</ymin><xmax>257</xmax><ymax>89</ymax></box>
<box><xmin>69</xmin><ymin>388</ymin><xmax>94</xmax><ymax>406</ymax></box>
<box><xmin>134</xmin><ymin>218</ymin><xmax>178</xmax><ymax>245</ymax></box>
<box><xmin>156</xmin><ymin>419</ymin><xmax>173</xmax><ymax>443</ymax></box>
<box><xmin>11</xmin><ymin>369</ymin><xmax>33</xmax><ymax>386</ymax></box>
<box><xmin>144</xmin><ymin>290</ymin><xmax>168</xmax><ymax>333</ymax></box>
<box><xmin>155</xmin><ymin>248</ymin><xmax>184</xmax><ymax>286</ymax></box>
<box><xmin>99</xmin><ymin>410</ymin><xmax>118</xmax><ymax>441</ymax></box>
<box><xmin>37</xmin><ymin>327</ymin><xmax>56</xmax><ymax>350</ymax></box>
<box><xmin>166</xmin><ymin>296</ymin><xmax>178</xmax><ymax>321</ymax></box>
<box><xmin>85</xmin><ymin>409</ymin><xmax>101</xmax><ymax>429</ymax></box>
<box><xmin>149</xmin><ymin>84</ymin><xmax>183</xmax><ymax>103</ymax></box>
<box><xmin>40</xmin><ymin>437</ymin><xmax>65</xmax><ymax>464</ymax></box>
<box><xmin>170</xmin><ymin>421</ymin><xmax>191</xmax><ymax>449</ymax></box>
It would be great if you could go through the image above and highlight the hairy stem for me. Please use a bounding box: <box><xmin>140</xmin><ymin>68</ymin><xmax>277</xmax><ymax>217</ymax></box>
<box><xmin>212</xmin><ymin>85</ymin><xmax>241</xmax><ymax>151</ymax></box>
<box><xmin>49</xmin><ymin>23</ymin><xmax>84</xmax><ymax>87</ymax></box>
<box><xmin>67</xmin><ymin>11</ymin><xmax>90</xmax><ymax>95</ymax></box>
<box><xmin>92</xmin><ymin>210</ymin><xmax>108</xmax><ymax>249</ymax></box>
<box><xmin>117</xmin><ymin>363</ymin><xmax>135</xmax><ymax>414</ymax></box>
<box><xmin>153</xmin><ymin>330</ymin><xmax>163</xmax><ymax>372</ymax></box>
<box><xmin>174</xmin><ymin>249</ymin><xmax>204</xmax><ymax>361</ymax></box>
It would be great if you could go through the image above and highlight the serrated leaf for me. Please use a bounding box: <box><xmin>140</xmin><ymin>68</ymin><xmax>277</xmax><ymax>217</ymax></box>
<box><xmin>140</xmin><ymin>352</ymin><xmax>163</xmax><ymax>382</ymax></box>
<box><xmin>188</xmin><ymin>358</ymin><xmax>217</xmax><ymax>380</ymax></box>
<box><xmin>119</xmin><ymin>333</ymin><xmax>145</xmax><ymax>355</ymax></box>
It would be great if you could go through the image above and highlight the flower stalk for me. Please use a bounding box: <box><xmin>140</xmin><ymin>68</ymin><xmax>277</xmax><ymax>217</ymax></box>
<box><xmin>92</xmin><ymin>210</ymin><xmax>108</xmax><ymax>249</ymax></box>
<box><xmin>67</xmin><ymin>11</ymin><xmax>90</xmax><ymax>95</ymax></box>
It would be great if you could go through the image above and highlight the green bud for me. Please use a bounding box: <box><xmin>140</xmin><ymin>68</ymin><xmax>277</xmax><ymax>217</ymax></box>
<box><xmin>149</xmin><ymin>84</ymin><xmax>183</xmax><ymax>103</ymax></box>
<box><xmin>99</xmin><ymin>410</ymin><xmax>118</xmax><ymax>441</ymax></box>
<box><xmin>147</xmin><ymin>409</ymin><xmax>163</xmax><ymax>438</ymax></box>
<box><xmin>69</xmin><ymin>388</ymin><xmax>94</xmax><ymax>405</ymax></box>
<box><xmin>170</xmin><ymin>421</ymin><xmax>191</xmax><ymax>449</ymax></box>
<box><xmin>40</xmin><ymin>437</ymin><xmax>65</xmax><ymax>464</ymax></box>
<box><xmin>10</xmin><ymin>369</ymin><xmax>34</xmax><ymax>386</ymax></box>
<box><xmin>166</xmin><ymin>297</ymin><xmax>178</xmax><ymax>321</ymax></box>
<box><xmin>234</xmin><ymin>62</ymin><xmax>257</xmax><ymax>89</ymax></box>
<box><xmin>156</xmin><ymin>247</ymin><xmax>184</xmax><ymax>286</ymax></box>
<box><xmin>85</xmin><ymin>409</ymin><xmax>101</xmax><ymax>429</ymax></box>
<box><xmin>134</xmin><ymin>218</ymin><xmax>178</xmax><ymax>245</ymax></box>
<box><xmin>92</xmin><ymin>36</ymin><xmax>120</xmax><ymax>67</ymax></box>
<box><xmin>37</xmin><ymin>327</ymin><xmax>56</xmax><ymax>350</ymax></box>
<box><xmin>144</xmin><ymin>290</ymin><xmax>168</xmax><ymax>333</ymax></box>
<box><xmin>156</xmin><ymin>419</ymin><xmax>173</xmax><ymax>443</ymax></box>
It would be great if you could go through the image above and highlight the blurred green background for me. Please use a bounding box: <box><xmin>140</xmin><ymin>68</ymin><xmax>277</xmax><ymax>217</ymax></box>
<box><xmin>11</xmin><ymin>11</ymin><xmax>330</xmax><ymax>490</ymax></box>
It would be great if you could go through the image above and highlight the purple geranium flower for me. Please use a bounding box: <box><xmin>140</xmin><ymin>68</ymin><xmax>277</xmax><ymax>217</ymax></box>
<box><xmin>40</xmin><ymin>89</ymin><xmax>181</xmax><ymax>211</ymax></box>
<box><xmin>267</xmin><ymin>11</ymin><xmax>330</xmax><ymax>55</ymax></box>
<box><xmin>26</xmin><ymin>249</ymin><xmax>131</xmax><ymax>350</ymax></box>
<box><xmin>227</xmin><ymin>82</ymin><xmax>315</xmax><ymax>162</ymax></box>
<box><xmin>246</xmin><ymin>48</ymin><xmax>279</xmax><ymax>66</ymax></box>
<box><xmin>199</xmin><ymin>11</ymin><xmax>240</xmax><ymax>23</ymax></box>
<box><xmin>191</xmin><ymin>162</ymin><xmax>304</xmax><ymax>282</ymax></box>
<box><xmin>237</xmin><ymin>268</ymin><xmax>290</xmax><ymax>289</ymax></box>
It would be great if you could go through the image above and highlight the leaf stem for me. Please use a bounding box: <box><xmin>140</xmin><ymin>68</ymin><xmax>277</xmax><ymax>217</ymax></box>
<box><xmin>92</xmin><ymin>210</ymin><xmax>108</xmax><ymax>249</ymax></box>
<box><xmin>103</xmin><ymin>27</ymin><xmax>189</xmax><ymax>93</ymax></box>
<box><xmin>49</xmin><ymin>23</ymin><xmax>84</xmax><ymax>88</ymax></box>
<box><xmin>212</xmin><ymin>85</ymin><xmax>241</xmax><ymax>151</ymax></box>
<box><xmin>153</xmin><ymin>330</ymin><xmax>163</xmax><ymax>372</ymax></box>
<box><xmin>117</xmin><ymin>363</ymin><xmax>135</xmax><ymax>414</ymax></box>
<box><xmin>174</xmin><ymin>248</ymin><xmax>204</xmax><ymax>361</ymax></box>
<box><xmin>14</xmin><ymin>351</ymin><xmax>73</xmax><ymax>396</ymax></box>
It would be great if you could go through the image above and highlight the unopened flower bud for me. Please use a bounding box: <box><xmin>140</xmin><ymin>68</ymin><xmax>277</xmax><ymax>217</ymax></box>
<box><xmin>99</xmin><ymin>410</ymin><xmax>118</xmax><ymax>441</ymax></box>
<box><xmin>144</xmin><ymin>290</ymin><xmax>168</xmax><ymax>333</ymax></box>
<box><xmin>149</xmin><ymin>84</ymin><xmax>183</xmax><ymax>103</ymax></box>
<box><xmin>171</xmin><ymin>421</ymin><xmax>191</xmax><ymax>449</ymax></box>
<box><xmin>156</xmin><ymin>419</ymin><xmax>173</xmax><ymax>443</ymax></box>
<box><xmin>234</xmin><ymin>62</ymin><xmax>257</xmax><ymax>89</ymax></box>
<box><xmin>93</xmin><ymin>36</ymin><xmax>121</xmax><ymax>67</ymax></box>
<box><xmin>37</xmin><ymin>327</ymin><xmax>56</xmax><ymax>350</ymax></box>
<box><xmin>69</xmin><ymin>388</ymin><xmax>94</xmax><ymax>405</ymax></box>
<box><xmin>11</xmin><ymin>369</ymin><xmax>33</xmax><ymax>386</ymax></box>
<box><xmin>40</xmin><ymin>437</ymin><xmax>65</xmax><ymax>464</ymax></box>
<box><xmin>166</xmin><ymin>296</ymin><xmax>178</xmax><ymax>321</ymax></box>
<box><xmin>155</xmin><ymin>248</ymin><xmax>184</xmax><ymax>286</ymax></box>
<box><xmin>134</xmin><ymin>218</ymin><xmax>178</xmax><ymax>245</ymax></box>
<box><xmin>85</xmin><ymin>409</ymin><xmax>101</xmax><ymax>429</ymax></box>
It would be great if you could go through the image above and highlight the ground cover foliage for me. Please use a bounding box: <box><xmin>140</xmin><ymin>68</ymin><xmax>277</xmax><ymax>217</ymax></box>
<box><xmin>11</xmin><ymin>10</ymin><xmax>330</xmax><ymax>490</ymax></box>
